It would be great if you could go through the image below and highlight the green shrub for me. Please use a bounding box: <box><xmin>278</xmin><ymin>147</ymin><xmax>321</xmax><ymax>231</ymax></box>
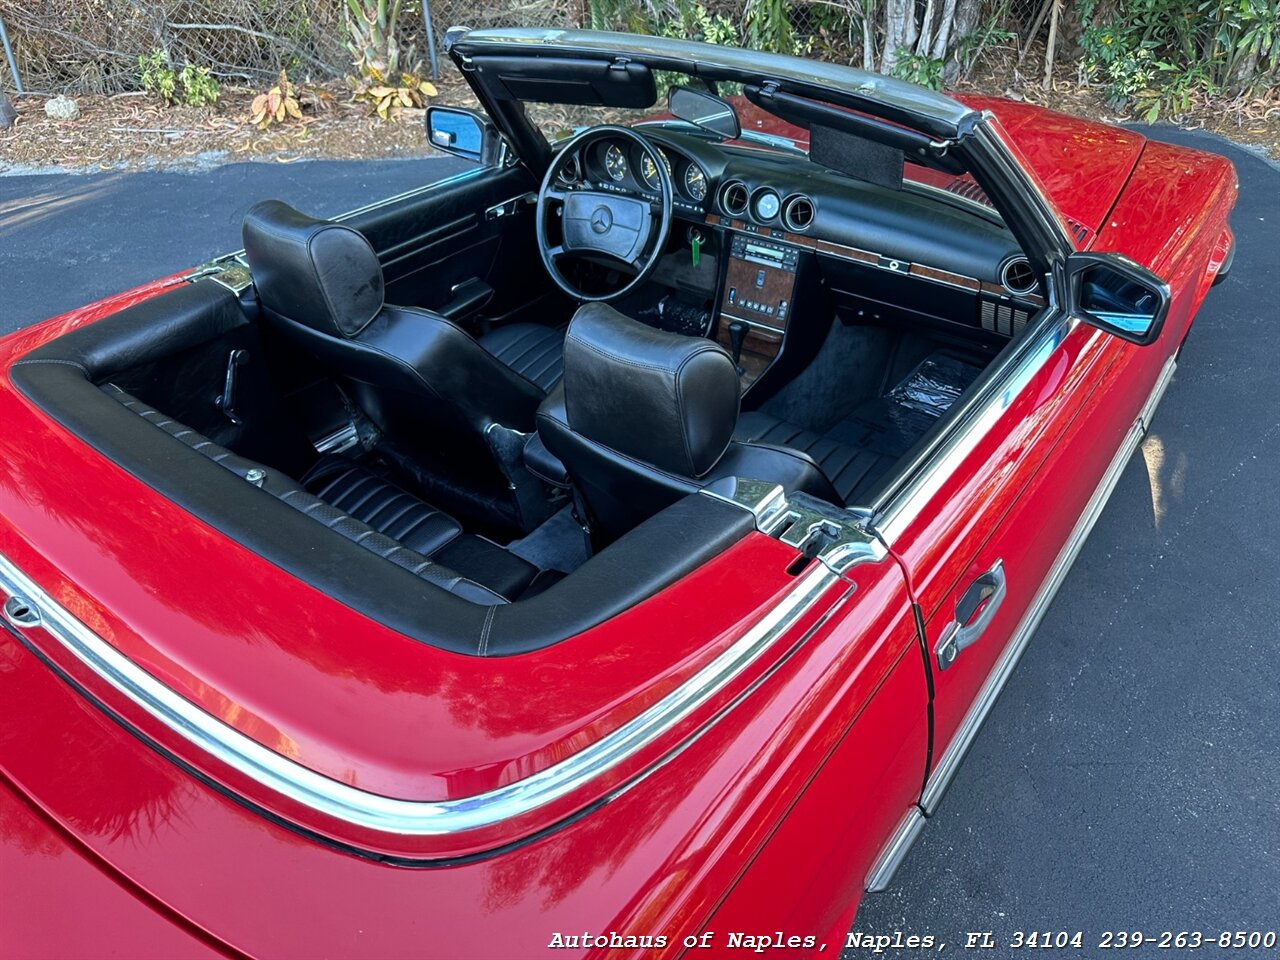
<box><xmin>890</xmin><ymin>48</ymin><xmax>945</xmax><ymax>90</ymax></box>
<box><xmin>137</xmin><ymin>51</ymin><xmax>220</xmax><ymax>107</ymax></box>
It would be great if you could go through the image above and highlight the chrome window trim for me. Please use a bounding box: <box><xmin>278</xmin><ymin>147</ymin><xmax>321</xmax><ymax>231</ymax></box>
<box><xmin>0</xmin><ymin>547</ymin><xmax>841</xmax><ymax>838</ymax></box>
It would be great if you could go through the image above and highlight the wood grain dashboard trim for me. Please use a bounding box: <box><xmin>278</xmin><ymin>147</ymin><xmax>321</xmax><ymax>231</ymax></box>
<box><xmin>705</xmin><ymin>213</ymin><xmax>1045</xmax><ymax>308</ymax></box>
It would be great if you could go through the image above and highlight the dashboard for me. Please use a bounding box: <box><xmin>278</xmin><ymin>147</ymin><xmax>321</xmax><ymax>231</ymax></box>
<box><xmin>550</xmin><ymin>127</ymin><xmax>1044</xmax><ymax>392</ymax></box>
<box><xmin>554</xmin><ymin>128</ymin><xmax>1033</xmax><ymax>294</ymax></box>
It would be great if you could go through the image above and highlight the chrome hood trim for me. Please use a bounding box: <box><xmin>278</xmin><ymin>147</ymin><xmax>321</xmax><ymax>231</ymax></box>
<box><xmin>0</xmin><ymin>548</ymin><xmax>839</xmax><ymax>838</ymax></box>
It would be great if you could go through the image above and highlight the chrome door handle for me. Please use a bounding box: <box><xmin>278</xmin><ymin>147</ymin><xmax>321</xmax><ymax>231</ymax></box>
<box><xmin>935</xmin><ymin>560</ymin><xmax>1007</xmax><ymax>671</ymax></box>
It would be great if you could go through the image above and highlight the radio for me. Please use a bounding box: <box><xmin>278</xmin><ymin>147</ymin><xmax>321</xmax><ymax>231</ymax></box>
<box><xmin>723</xmin><ymin>235</ymin><xmax>799</xmax><ymax>325</ymax></box>
<box><xmin>730</xmin><ymin>235</ymin><xmax>799</xmax><ymax>273</ymax></box>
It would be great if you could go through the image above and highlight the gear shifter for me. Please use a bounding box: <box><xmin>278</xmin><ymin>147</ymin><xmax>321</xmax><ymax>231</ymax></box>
<box><xmin>727</xmin><ymin>320</ymin><xmax>748</xmax><ymax>375</ymax></box>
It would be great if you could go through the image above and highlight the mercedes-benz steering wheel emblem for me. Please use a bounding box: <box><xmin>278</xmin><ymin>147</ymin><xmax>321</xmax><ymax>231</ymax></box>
<box><xmin>590</xmin><ymin>206</ymin><xmax>613</xmax><ymax>234</ymax></box>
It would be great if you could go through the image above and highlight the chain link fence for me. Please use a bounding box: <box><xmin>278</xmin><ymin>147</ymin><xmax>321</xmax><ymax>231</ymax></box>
<box><xmin>0</xmin><ymin>0</ymin><xmax>349</xmax><ymax>94</ymax></box>
<box><xmin>0</xmin><ymin>0</ymin><xmax>852</xmax><ymax>96</ymax></box>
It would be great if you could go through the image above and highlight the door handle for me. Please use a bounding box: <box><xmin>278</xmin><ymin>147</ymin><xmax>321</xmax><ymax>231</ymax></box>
<box><xmin>935</xmin><ymin>560</ymin><xmax>1006</xmax><ymax>671</ymax></box>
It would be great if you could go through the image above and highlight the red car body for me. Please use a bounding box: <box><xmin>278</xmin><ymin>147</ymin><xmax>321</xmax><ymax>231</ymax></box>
<box><xmin>0</xmin><ymin>29</ymin><xmax>1235</xmax><ymax>960</ymax></box>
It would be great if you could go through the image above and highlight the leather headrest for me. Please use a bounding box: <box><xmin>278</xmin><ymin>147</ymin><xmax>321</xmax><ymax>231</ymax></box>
<box><xmin>242</xmin><ymin>200</ymin><xmax>384</xmax><ymax>339</ymax></box>
<box><xmin>561</xmin><ymin>303</ymin><xmax>739</xmax><ymax>477</ymax></box>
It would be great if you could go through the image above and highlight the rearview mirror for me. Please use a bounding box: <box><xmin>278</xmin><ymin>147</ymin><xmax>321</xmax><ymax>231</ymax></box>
<box><xmin>425</xmin><ymin>106</ymin><xmax>501</xmax><ymax>165</ymax></box>
<box><xmin>669</xmin><ymin>86</ymin><xmax>740</xmax><ymax>140</ymax></box>
<box><xmin>1067</xmin><ymin>252</ymin><xmax>1170</xmax><ymax>346</ymax></box>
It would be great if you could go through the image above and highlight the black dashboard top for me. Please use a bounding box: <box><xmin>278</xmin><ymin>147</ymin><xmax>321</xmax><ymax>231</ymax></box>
<box><xmin>556</xmin><ymin>128</ymin><xmax>1026</xmax><ymax>290</ymax></box>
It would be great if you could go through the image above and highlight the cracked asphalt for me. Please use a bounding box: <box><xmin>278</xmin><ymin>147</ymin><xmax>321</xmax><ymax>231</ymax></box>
<box><xmin>0</xmin><ymin>127</ymin><xmax>1275</xmax><ymax>956</ymax></box>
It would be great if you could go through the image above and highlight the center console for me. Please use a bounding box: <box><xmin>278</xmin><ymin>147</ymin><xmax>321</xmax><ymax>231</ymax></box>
<box><xmin>716</xmin><ymin>234</ymin><xmax>800</xmax><ymax>390</ymax></box>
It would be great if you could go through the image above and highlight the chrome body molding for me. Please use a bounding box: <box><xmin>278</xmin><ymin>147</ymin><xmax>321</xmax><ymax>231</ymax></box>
<box><xmin>864</xmin><ymin>806</ymin><xmax>926</xmax><ymax>893</ymax></box>
<box><xmin>701</xmin><ymin>478</ymin><xmax>885</xmax><ymax>576</ymax></box>
<box><xmin>0</xmin><ymin>546</ymin><xmax>839</xmax><ymax>838</ymax></box>
<box><xmin>918</xmin><ymin>358</ymin><xmax>1175</xmax><ymax>814</ymax></box>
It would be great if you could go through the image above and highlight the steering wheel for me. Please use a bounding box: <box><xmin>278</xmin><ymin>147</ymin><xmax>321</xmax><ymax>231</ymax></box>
<box><xmin>536</xmin><ymin>125</ymin><xmax>674</xmax><ymax>303</ymax></box>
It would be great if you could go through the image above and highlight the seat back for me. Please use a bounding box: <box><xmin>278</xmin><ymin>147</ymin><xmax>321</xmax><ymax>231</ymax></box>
<box><xmin>242</xmin><ymin>200</ymin><xmax>546</xmax><ymax>502</ymax></box>
<box><xmin>538</xmin><ymin>304</ymin><xmax>837</xmax><ymax>541</ymax></box>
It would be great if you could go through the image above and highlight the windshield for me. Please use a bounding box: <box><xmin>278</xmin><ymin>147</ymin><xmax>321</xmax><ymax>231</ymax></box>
<box><xmin>512</xmin><ymin>62</ymin><xmax>995</xmax><ymax>216</ymax></box>
<box><xmin>522</xmin><ymin>73</ymin><xmax>741</xmax><ymax>144</ymax></box>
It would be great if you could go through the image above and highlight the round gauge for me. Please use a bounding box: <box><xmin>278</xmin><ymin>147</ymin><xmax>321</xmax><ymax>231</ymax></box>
<box><xmin>753</xmin><ymin>189</ymin><xmax>781</xmax><ymax>222</ymax></box>
<box><xmin>639</xmin><ymin>149</ymin><xmax>672</xmax><ymax>190</ymax></box>
<box><xmin>604</xmin><ymin>143</ymin><xmax>627</xmax><ymax>182</ymax></box>
<box><xmin>683</xmin><ymin>164</ymin><xmax>708</xmax><ymax>201</ymax></box>
<box><xmin>556</xmin><ymin>151</ymin><xmax>581</xmax><ymax>186</ymax></box>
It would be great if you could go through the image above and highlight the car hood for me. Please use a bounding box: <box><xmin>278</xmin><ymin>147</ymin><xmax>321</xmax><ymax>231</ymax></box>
<box><xmin>953</xmin><ymin>94</ymin><xmax>1146</xmax><ymax>240</ymax></box>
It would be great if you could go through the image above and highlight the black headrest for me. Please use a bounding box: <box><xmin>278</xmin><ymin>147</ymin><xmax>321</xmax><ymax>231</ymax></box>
<box><xmin>242</xmin><ymin>200</ymin><xmax>385</xmax><ymax>339</ymax></box>
<box><xmin>561</xmin><ymin>303</ymin><xmax>739</xmax><ymax>477</ymax></box>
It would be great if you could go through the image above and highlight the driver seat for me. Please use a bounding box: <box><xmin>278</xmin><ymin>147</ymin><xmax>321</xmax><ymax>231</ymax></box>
<box><xmin>242</xmin><ymin>200</ymin><xmax>566</xmax><ymax>526</ymax></box>
<box><xmin>536</xmin><ymin>304</ymin><xmax>840</xmax><ymax>542</ymax></box>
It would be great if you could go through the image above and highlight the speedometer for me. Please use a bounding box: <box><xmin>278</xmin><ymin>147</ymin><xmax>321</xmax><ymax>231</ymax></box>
<box><xmin>604</xmin><ymin>144</ymin><xmax>627</xmax><ymax>182</ymax></box>
<box><xmin>640</xmin><ymin>149</ymin><xmax>672</xmax><ymax>190</ymax></box>
<box><xmin>683</xmin><ymin>165</ymin><xmax>707</xmax><ymax>202</ymax></box>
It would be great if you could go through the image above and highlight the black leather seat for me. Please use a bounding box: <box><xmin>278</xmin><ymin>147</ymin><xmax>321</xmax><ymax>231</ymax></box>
<box><xmin>478</xmin><ymin>322</ymin><xmax>566</xmax><ymax>393</ymax></box>
<box><xmin>301</xmin><ymin>455</ymin><xmax>463</xmax><ymax>556</ymax></box>
<box><xmin>536</xmin><ymin>303</ymin><xmax>840</xmax><ymax>542</ymax></box>
<box><xmin>241</xmin><ymin>200</ymin><xmax>566</xmax><ymax>523</ymax></box>
<box><xmin>733</xmin><ymin>412</ymin><xmax>896</xmax><ymax>505</ymax></box>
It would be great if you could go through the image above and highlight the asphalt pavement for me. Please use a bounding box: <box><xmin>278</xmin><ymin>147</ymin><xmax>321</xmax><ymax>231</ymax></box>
<box><xmin>1</xmin><ymin>130</ymin><xmax>1276</xmax><ymax>954</ymax></box>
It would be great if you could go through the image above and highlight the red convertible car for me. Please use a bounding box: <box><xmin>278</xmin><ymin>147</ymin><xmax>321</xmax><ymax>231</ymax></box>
<box><xmin>0</xmin><ymin>27</ymin><xmax>1235</xmax><ymax>959</ymax></box>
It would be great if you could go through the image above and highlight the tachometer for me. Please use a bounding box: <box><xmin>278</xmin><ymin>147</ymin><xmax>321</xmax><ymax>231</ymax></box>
<box><xmin>604</xmin><ymin>144</ymin><xmax>627</xmax><ymax>182</ymax></box>
<box><xmin>683</xmin><ymin>165</ymin><xmax>707</xmax><ymax>202</ymax></box>
<box><xmin>639</xmin><ymin>149</ymin><xmax>672</xmax><ymax>190</ymax></box>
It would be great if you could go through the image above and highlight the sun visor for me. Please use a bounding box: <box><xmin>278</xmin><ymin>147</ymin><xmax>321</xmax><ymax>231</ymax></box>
<box><xmin>468</xmin><ymin>56</ymin><xmax>657</xmax><ymax>108</ymax></box>
<box><xmin>811</xmin><ymin>124</ymin><xmax>904</xmax><ymax>190</ymax></box>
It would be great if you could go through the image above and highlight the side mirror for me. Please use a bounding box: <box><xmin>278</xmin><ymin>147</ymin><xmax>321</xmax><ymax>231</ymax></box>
<box><xmin>425</xmin><ymin>106</ymin><xmax>501</xmax><ymax>165</ymax></box>
<box><xmin>668</xmin><ymin>86</ymin><xmax>740</xmax><ymax>140</ymax></box>
<box><xmin>1067</xmin><ymin>252</ymin><xmax>1170</xmax><ymax>346</ymax></box>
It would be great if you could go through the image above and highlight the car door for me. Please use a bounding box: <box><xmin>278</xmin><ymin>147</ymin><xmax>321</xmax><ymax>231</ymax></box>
<box><xmin>341</xmin><ymin>158</ymin><xmax>555</xmax><ymax>327</ymax></box>
<box><xmin>875</xmin><ymin>306</ymin><xmax>1178</xmax><ymax>815</ymax></box>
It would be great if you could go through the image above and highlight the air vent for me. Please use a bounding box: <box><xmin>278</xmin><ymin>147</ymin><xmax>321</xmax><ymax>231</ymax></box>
<box><xmin>944</xmin><ymin>176</ymin><xmax>994</xmax><ymax>208</ymax></box>
<box><xmin>719</xmin><ymin>181</ymin><xmax>749</xmax><ymax>218</ymax></box>
<box><xmin>1000</xmin><ymin>257</ymin><xmax>1038</xmax><ymax>296</ymax></box>
<box><xmin>782</xmin><ymin>194</ymin><xmax>816</xmax><ymax>232</ymax></box>
<box><xmin>1064</xmin><ymin>217</ymin><xmax>1091</xmax><ymax>245</ymax></box>
<box><xmin>980</xmin><ymin>300</ymin><xmax>1031</xmax><ymax>337</ymax></box>
<box><xmin>556</xmin><ymin>152</ymin><xmax>581</xmax><ymax>186</ymax></box>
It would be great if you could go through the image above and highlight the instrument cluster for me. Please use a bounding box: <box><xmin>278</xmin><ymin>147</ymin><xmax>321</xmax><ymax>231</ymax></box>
<box><xmin>560</xmin><ymin>136</ymin><xmax>711</xmax><ymax>212</ymax></box>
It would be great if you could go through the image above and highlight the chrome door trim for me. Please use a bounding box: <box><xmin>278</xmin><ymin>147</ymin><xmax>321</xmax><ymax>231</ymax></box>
<box><xmin>919</xmin><ymin>358</ymin><xmax>1174</xmax><ymax>814</ymax></box>
<box><xmin>0</xmin><ymin>549</ymin><xmax>839</xmax><ymax>838</ymax></box>
<box><xmin>865</xmin><ymin>806</ymin><xmax>926</xmax><ymax>892</ymax></box>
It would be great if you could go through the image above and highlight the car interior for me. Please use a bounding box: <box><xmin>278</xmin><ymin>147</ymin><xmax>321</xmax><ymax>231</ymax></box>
<box><xmin>12</xmin><ymin>58</ymin><xmax>1050</xmax><ymax>644</ymax></box>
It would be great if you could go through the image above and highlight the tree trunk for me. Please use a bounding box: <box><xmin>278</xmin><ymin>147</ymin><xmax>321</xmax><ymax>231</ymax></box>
<box><xmin>1042</xmin><ymin>0</ymin><xmax>1061</xmax><ymax>91</ymax></box>
<box><xmin>863</xmin><ymin>1</ymin><xmax>877</xmax><ymax>70</ymax></box>
<box><xmin>882</xmin><ymin>0</ymin><xmax>918</xmax><ymax>73</ymax></box>
<box><xmin>930</xmin><ymin>0</ymin><xmax>959</xmax><ymax>60</ymax></box>
<box><xmin>945</xmin><ymin>0</ymin><xmax>981</xmax><ymax>82</ymax></box>
<box><xmin>915</xmin><ymin>0</ymin><xmax>937</xmax><ymax>57</ymax></box>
